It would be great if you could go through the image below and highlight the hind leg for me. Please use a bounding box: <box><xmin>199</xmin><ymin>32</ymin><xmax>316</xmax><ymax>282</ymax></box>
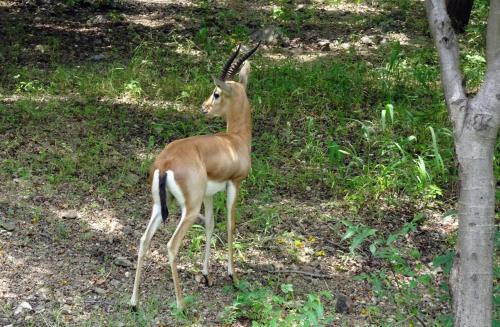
<box><xmin>167</xmin><ymin>205</ymin><xmax>201</xmax><ymax>309</ymax></box>
<box><xmin>130</xmin><ymin>204</ymin><xmax>163</xmax><ymax>309</ymax></box>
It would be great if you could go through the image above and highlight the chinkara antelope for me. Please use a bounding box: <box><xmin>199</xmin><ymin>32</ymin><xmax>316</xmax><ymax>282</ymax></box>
<box><xmin>130</xmin><ymin>42</ymin><xmax>260</xmax><ymax>310</ymax></box>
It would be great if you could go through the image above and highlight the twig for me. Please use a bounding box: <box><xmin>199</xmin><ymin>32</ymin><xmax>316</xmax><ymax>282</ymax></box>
<box><xmin>263</xmin><ymin>269</ymin><xmax>334</xmax><ymax>279</ymax></box>
<box><xmin>414</xmin><ymin>315</ymin><xmax>427</xmax><ymax>327</ymax></box>
<box><xmin>84</xmin><ymin>299</ymin><xmax>115</xmax><ymax>306</ymax></box>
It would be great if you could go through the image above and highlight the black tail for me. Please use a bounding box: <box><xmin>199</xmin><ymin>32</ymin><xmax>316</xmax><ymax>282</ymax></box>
<box><xmin>158</xmin><ymin>172</ymin><xmax>168</xmax><ymax>222</ymax></box>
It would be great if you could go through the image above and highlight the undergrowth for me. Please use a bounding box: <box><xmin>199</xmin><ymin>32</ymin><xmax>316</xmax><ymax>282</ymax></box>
<box><xmin>0</xmin><ymin>0</ymin><xmax>498</xmax><ymax>325</ymax></box>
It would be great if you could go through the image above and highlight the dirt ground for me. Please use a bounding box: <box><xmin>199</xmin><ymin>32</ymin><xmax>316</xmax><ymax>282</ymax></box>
<box><xmin>0</xmin><ymin>0</ymin><xmax>455</xmax><ymax>325</ymax></box>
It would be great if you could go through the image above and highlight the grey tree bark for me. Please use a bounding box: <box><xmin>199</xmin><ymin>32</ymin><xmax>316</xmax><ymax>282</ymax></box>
<box><xmin>426</xmin><ymin>0</ymin><xmax>499</xmax><ymax>326</ymax></box>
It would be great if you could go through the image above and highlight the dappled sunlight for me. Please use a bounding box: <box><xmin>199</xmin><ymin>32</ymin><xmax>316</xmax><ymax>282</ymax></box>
<box><xmin>0</xmin><ymin>93</ymin><xmax>83</xmax><ymax>104</ymax></box>
<box><xmin>102</xmin><ymin>94</ymin><xmax>192</xmax><ymax>112</ymax></box>
<box><xmin>33</xmin><ymin>23</ymin><xmax>100</xmax><ymax>34</ymax></box>
<box><xmin>129</xmin><ymin>0</ymin><xmax>196</xmax><ymax>5</ymax></box>
<box><xmin>1</xmin><ymin>93</ymin><xmax>192</xmax><ymax>113</ymax></box>
<box><xmin>264</xmin><ymin>51</ymin><xmax>332</xmax><ymax>62</ymax></box>
<box><xmin>48</xmin><ymin>206</ymin><xmax>126</xmax><ymax>237</ymax></box>
<box><xmin>0</xmin><ymin>0</ymin><xmax>473</xmax><ymax>324</ymax></box>
<box><xmin>421</xmin><ymin>208</ymin><xmax>458</xmax><ymax>235</ymax></box>
<box><xmin>384</xmin><ymin>32</ymin><xmax>412</xmax><ymax>46</ymax></box>
<box><xmin>172</xmin><ymin>44</ymin><xmax>204</xmax><ymax>58</ymax></box>
<box><xmin>124</xmin><ymin>13</ymin><xmax>178</xmax><ymax>28</ymax></box>
<box><xmin>319</xmin><ymin>2</ymin><xmax>385</xmax><ymax>14</ymax></box>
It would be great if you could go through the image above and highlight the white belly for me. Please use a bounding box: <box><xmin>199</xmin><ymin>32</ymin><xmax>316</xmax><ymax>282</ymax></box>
<box><xmin>206</xmin><ymin>180</ymin><xmax>227</xmax><ymax>196</ymax></box>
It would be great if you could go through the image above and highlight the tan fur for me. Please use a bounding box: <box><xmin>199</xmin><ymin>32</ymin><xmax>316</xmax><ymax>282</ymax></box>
<box><xmin>152</xmin><ymin>81</ymin><xmax>251</xmax><ymax>205</ymax></box>
<box><xmin>132</xmin><ymin>68</ymin><xmax>253</xmax><ymax>310</ymax></box>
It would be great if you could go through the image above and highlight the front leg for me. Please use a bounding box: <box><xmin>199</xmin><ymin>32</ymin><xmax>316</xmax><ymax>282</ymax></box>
<box><xmin>226</xmin><ymin>181</ymin><xmax>239</xmax><ymax>283</ymax></box>
<box><xmin>201</xmin><ymin>196</ymin><xmax>214</xmax><ymax>286</ymax></box>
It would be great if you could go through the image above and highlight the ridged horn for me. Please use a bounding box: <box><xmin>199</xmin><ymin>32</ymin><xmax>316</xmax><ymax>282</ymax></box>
<box><xmin>226</xmin><ymin>41</ymin><xmax>261</xmax><ymax>80</ymax></box>
<box><xmin>220</xmin><ymin>44</ymin><xmax>241</xmax><ymax>81</ymax></box>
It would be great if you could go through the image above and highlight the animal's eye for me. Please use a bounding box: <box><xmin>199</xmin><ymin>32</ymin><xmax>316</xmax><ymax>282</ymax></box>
<box><xmin>213</xmin><ymin>93</ymin><xmax>220</xmax><ymax>99</ymax></box>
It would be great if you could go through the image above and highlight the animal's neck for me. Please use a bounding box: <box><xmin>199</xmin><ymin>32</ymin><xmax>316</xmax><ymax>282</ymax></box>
<box><xmin>226</xmin><ymin>98</ymin><xmax>252</xmax><ymax>149</ymax></box>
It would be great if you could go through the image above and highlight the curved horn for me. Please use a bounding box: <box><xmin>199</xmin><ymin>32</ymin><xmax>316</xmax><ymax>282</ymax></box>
<box><xmin>226</xmin><ymin>41</ymin><xmax>261</xmax><ymax>80</ymax></box>
<box><xmin>220</xmin><ymin>44</ymin><xmax>241</xmax><ymax>81</ymax></box>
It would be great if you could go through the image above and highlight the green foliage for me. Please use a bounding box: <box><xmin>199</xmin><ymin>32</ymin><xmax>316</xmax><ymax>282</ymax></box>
<box><xmin>341</xmin><ymin>221</ymin><xmax>377</xmax><ymax>253</ymax></box>
<box><xmin>222</xmin><ymin>280</ymin><xmax>333</xmax><ymax>326</ymax></box>
<box><xmin>351</xmin><ymin>213</ymin><xmax>453</xmax><ymax>326</ymax></box>
<box><xmin>0</xmin><ymin>0</ymin><xmax>496</xmax><ymax>325</ymax></box>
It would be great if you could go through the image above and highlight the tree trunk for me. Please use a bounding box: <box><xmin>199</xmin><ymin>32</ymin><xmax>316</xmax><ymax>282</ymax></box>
<box><xmin>451</xmin><ymin>99</ymin><xmax>497</xmax><ymax>326</ymax></box>
<box><xmin>426</xmin><ymin>0</ymin><xmax>499</xmax><ymax>326</ymax></box>
<box><xmin>446</xmin><ymin>0</ymin><xmax>474</xmax><ymax>33</ymax></box>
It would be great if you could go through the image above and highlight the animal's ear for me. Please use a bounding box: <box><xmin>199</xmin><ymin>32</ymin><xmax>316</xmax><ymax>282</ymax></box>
<box><xmin>238</xmin><ymin>61</ymin><xmax>251</xmax><ymax>89</ymax></box>
<box><xmin>212</xmin><ymin>76</ymin><xmax>232</xmax><ymax>94</ymax></box>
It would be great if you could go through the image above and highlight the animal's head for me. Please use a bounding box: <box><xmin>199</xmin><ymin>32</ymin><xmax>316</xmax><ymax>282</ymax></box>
<box><xmin>202</xmin><ymin>42</ymin><xmax>260</xmax><ymax>117</ymax></box>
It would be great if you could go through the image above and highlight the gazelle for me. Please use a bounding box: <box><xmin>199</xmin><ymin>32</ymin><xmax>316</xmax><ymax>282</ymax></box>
<box><xmin>130</xmin><ymin>43</ymin><xmax>260</xmax><ymax>310</ymax></box>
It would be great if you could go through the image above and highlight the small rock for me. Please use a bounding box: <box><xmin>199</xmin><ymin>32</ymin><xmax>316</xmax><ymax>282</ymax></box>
<box><xmin>280</xmin><ymin>36</ymin><xmax>291</xmax><ymax>47</ymax></box>
<box><xmin>110</xmin><ymin>279</ymin><xmax>120</xmax><ymax>288</ymax></box>
<box><xmin>340</xmin><ymin>42</ymin><xmax>351</xmax><ymax>50</ymax></box>
<box><xmin>36</xmin><ymin>287</ymin><xmax>50</xmax><ymax>300</ymax></box>
<box><xmin>91</xmin><ymin>54</ymin><xmax>107</xmax><ymax>61</ymax></box>
<box><xmin>126</xmin><ymin>173</ymin><xmax>140</xmax><ymax>185</ymax></box>
<box><xmin>61</xmin><ymin>210</ymin><xmax>78</xmax><ymax>219</ymax></box>
<box><xmin>34</xmin><ymin>305</ymin><xmax>45</xmax><ymax>314</ymax></box>
<box><xmin>360</xmin><ymin>35</ymin><xmax>374</xmax><ymax>45</ymax></box>
<box><xmin>335</xmin><ymin>294</ymin><xmax>353</xmax><ymax>314</ymax></box>
<box><xmin>94</xmin><ymin>287</ymin><xmax>106</xmax><ymax>295</ymax></box>
<box><xmin>305</xmin><ymin>186</ymin><xmax>311</xmax><ymax>192</ymax></box>
<box><xmin>35</xmin><ymin>44</ymin><xmax>45</xmax><ymax>53</ymax></box>
<box><xmin>289</xmin><ymin>47</ymin><xmax>304</xmax><ymax>56</ymax></box>
<box><xmin>88</xmin><ymin>14</ymin><xmax>107</xmax><ymax>25</ymax></box>
<box><xmin>324</xmin><ymin>245</ymin><xmax>336</xmax><ymax>253</ymax></box>
<box><xmin>0</xmin><ymin>220</ymin><xmax>15</xmax><ymax>231</ymax></box>
<box><xmin>273</xmin><ymin>262</ymin><xmax>285</xmax><ymax>270</ymax></box>
<box><xmin>250</xmin><ymin>26</ymin><xmax>280</xmax><ymax>44</ymax></box>
<box><xmin>14</xmin><ymin>301</ymin><xmax>32</xmax><ymax>315</ymax></box>
<box><xmin>61</xmin><ymin>304</ymin><xmax>72</xmax><ymax>314</ymax></box>
<box><xmin>33</xmin><ymin>195</ymin><xmax>45</xmax><ymax>203</ymax></box>
<box><xmin>289</xmin><ymin>37</ymin><xmax>302</xmax><ymax>48</ymax></box>
<box><xmin>114</xmin><ymin>256</ymin><xmax>133</xmax><ymax>268</ymax></box>
<box><xmin>432</xmin><ymin>265</ymin><xmax>443</xmax><ymax>274</ymax></box>
<box><xmin>124</xmin><ymin>271</ymin><xmax>131</xmax><ymax>278</ymax></box>
<box><xmin>317</xmin><ymin>38</ymin><xmax>330</xmax><ymax>51</ymax></box>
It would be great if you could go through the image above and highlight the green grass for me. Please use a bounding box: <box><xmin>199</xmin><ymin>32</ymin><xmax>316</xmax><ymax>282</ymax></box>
<box><xmin>0</xmin><ymin>0</ymin><xmax>498</xmax><ymax>325</ymax></box>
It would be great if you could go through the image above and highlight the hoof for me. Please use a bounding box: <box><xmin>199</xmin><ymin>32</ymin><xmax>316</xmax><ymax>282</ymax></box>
<box><xmin>176</xmin><ymin>301</ymin><xmax>185</xmax><ymax>311</ymax></box>
<box><xmin>196</xmin><ymin>273</ymin><xmax>213</xmax><ymax>286</ymax></box>
<box><xmin>203</xmin><ymin>274</ymin><xmax>214</xmax><ymax>287</ymax></box>
<box><xmin>228</xmin><ymin>274</ymin><xmax>239</xmax><ymax>284</ymax></box>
